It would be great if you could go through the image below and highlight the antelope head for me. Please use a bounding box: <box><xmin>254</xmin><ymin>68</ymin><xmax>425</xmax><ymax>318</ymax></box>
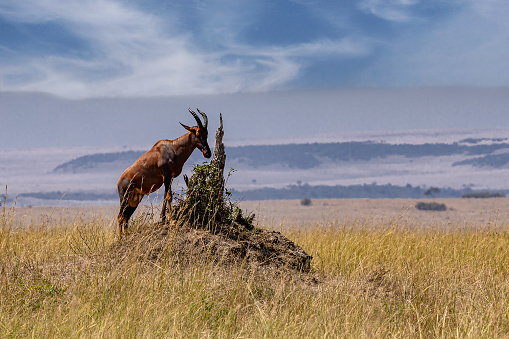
<box><xmin>181</xmin><ymin>108</ymin><xmax>212</xmax><ymax>158</ymax></box>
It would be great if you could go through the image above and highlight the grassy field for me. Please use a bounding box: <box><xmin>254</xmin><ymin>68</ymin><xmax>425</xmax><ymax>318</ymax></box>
<box><xmin>2</xmin><ymin>198</ymin><xmax>509</xmax><ymax>337</ymax></box>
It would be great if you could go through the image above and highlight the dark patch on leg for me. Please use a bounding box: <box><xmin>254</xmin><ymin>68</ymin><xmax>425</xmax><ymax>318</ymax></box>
<box><xmin>117</xmin><ymin>180</ymin><xmax>136</xmax><ymax>237</ymax></box>
<box><xmin>123</xmin><ymin>205</ymin><xmax>137</xmax><ymax>221</ymax></box>
<box><xmin>118</xmin><ymin>204</ymin><xmax>137</xmax><ymax>236</ymax></box>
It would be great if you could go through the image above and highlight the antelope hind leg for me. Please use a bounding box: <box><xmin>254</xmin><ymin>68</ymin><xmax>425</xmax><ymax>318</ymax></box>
<box><xmin>118</xmin><ymin>205</ymin><xmax>137</xmax><ymax>236</ymax></box>
<box><xmin>118</xmin><ymin>191</ymin><xmax>143</xmax><ymax>236</ymax></box>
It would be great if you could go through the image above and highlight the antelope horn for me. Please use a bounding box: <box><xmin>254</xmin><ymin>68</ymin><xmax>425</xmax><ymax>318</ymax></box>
<box><xmin>188</xmin><ymin>108</ymin><xmax>203</xmax><ymax>129</ymax></box>
<box><xmin>196</xmin><ymin>108</ymin><xmax>208</xmax><ymax>130</ymax></box>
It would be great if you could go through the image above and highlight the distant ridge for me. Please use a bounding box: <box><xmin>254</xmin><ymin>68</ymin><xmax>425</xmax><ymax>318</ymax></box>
<box><xmin>53</xmin><ymin>150</ymin><xmax>145</xmax><ymax>173</ymax></box>
<box><xmin>53</xmin><ymin>139</ymin><xmax>509</xmax><ymax>173</ymax></box>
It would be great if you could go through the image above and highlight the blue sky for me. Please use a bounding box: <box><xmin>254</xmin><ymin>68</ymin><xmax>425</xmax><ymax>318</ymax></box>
<box><xmin>1</xmin><ymin>0</ymin><xmax>509</xmax><ymax>98</ymax></box>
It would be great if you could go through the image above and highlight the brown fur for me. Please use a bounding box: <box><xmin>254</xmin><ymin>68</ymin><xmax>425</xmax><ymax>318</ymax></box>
<box><xmin>117</xmin><ymin>117</ymin><xmax>211</xmax><ymax>236</ymax></box>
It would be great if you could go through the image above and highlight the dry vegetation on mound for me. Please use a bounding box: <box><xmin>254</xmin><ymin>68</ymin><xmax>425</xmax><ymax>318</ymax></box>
<box><xmin>111</xmin><ymin>220</ymin><xmax>312</xmax><ymax>274</ymax></box>
<box><xmin>2</xmin><ymin>199</ymin><xmax>509</xmax><ymax>337</ymax></box>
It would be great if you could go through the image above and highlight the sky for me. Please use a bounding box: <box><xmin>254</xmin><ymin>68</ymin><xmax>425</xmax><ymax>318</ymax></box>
<box><xmin>1</xmin><ymin>0</ymin><xmax>509</xmax><ymax>149</ymax></box>
<box><xmin>1</xmin><ymin>0</ymin><xmax>509</xmax><ymax>98</ymax></box>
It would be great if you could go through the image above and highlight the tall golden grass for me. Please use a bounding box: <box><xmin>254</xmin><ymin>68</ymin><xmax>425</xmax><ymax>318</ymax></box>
<box><xmin>2</xmin><ymin>202</ymin><xmax>509</xmax><ymax>337</ymax></box>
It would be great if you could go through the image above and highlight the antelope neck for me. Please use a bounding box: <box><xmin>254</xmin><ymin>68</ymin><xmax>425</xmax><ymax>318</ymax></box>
<box><xmin>171</xmin><ymin>131</ymin><xmax>197</xmax><ymax>160</ymax></box>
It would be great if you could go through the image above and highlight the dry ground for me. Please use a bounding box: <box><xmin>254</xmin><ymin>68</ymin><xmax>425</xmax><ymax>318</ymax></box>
<box><xmin>11</xmin><ymin>197</ymin><xmax>509</xmax><ymax>230</ymax></box>
<box><xmin>240</xmin><ymin>198</ymin><xmax>509</xmax><ymax>227</ymax></box>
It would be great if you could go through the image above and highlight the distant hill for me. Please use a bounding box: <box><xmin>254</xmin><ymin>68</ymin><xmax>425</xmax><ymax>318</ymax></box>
<box><xmin>53</xmin><ymin>150</ymin><xmax>145</xmax><ymax>173</ymax></box>
<box><xmin>53</xmin><ymin>140</ymin><xmax>509</xmax><ymax>173</ymax></box>
<box><xmin>453</xmin><ymin>153</ymin><xmax>509</xmax><ymax>168</ymax></box>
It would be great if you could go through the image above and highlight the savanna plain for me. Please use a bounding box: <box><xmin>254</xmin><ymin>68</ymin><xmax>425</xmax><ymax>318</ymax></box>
<box><xmin>2</xmin><ymin>198</ymin><xmax>509</xmax><ymax>337</ymax></box>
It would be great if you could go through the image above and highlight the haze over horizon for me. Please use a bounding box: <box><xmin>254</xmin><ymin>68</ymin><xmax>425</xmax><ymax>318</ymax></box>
<box><xmin>1</xmin><ymin>88</ymin><xmax>509</xmax><ymax>149</ymax></box>
<box><xmin>1</xmin><ymin>1</ymin><xmax>509</xmax><ymax>149</ymax></box>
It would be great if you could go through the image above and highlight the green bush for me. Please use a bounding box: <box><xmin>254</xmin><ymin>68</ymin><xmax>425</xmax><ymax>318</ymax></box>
<box><xmin>172</xmin><ymin>163</ymin><xmax>254</xmax><ymax>230</ymax></box>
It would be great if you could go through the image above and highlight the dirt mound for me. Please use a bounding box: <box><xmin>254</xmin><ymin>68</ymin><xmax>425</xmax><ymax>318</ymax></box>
<box><xmin>110</xmin><ymin>221</ymin><xmax>312</xmax><ymax>273</ymax></box>
<box><xmin>110</xmin><ymin>119</ymin><xmax>312</xmax><ymax>273</ymax></box>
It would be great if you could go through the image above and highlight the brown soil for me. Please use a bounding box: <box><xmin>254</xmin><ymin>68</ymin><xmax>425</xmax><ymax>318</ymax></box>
<box><xmin>238</xmin><ymin>198</ymin><xmax>509</xmax><ymax>226</ymax></box>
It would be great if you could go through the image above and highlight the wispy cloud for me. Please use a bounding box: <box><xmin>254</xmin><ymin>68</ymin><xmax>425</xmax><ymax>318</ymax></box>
<box><xmin>0</xmin><ymin>0</ymin><xmax>372</xmax><ymax>97</ymax></box>
<box><xmin>0</xmin><ymin>0</ymin><xmax>508</xmax><ymax>97</ymax></box>
<box><xmin>358</xmin><ymin>0</ymin><xmax>421</xmax><ymax>22</ymax></box>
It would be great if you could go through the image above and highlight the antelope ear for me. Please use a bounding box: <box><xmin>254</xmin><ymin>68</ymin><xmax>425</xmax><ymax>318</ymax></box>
<box><xmin>180</xmin><ymin>122</ymin><xmax>193</xmax><ymax>132</ymax></box>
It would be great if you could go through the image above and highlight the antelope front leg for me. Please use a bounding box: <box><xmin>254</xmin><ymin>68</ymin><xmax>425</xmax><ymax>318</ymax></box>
<box><xmin>160</xmin><ymin>177</ymin><xmax>173</xmax><ymax>223</ymax></box>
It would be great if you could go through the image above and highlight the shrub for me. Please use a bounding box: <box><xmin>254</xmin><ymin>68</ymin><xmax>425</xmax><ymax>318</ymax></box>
<box><xmin>424</xmin><ymin>187</ymin><xmax>441</xmax><ymax>198</ymax></box>
<box><xmin>415</xmin><ymin>202</ymin><xmax>447</xmax><ymax>211</ymax></box>
<box><xmin>300</xmin><ymin>198</ymin><xmax>312</xmax><ymax>206</ymax></box>
<box><xmin>172</xmin><ymin>163</ymin><xmax>254</xmax><ymax>230</ymax></box>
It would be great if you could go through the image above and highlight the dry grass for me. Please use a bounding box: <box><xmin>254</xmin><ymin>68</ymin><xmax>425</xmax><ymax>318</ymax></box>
<box><xmin>2</xmin><ymin>200</ymin><xmax>509</xmax><ymax>337</ymax></box>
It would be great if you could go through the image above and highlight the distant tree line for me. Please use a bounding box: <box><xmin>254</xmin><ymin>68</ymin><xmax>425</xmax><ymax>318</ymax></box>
<box><xmin>18</xmin><ymin>191</ymin><xmax>118</xmax><ymax>201</ymax></box>
<box><xmin>462</xmin><ymin>192</ymin><xmax>506</xmax><ymax>198</ymax></box>
<box><xmin>7</xmin><ymin>185</ymin><xmax>508</xmax><ymax>205</ymax></box>
<box><xmin>232</xmin><ymin>183</ymin><xmax>508</xmax><ymax>201</ymax></box>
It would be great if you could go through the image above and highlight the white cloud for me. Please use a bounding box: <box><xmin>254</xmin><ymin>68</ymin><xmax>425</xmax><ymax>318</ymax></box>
<box><xmin>276</xmin><ymin>38</ymin><xmax>372</xmax><ymax>58</ymax></box>
<box><xmin>0</xmin><ymin>0</ymin><xmax>373</xmax><ymax>97</ymax></box>
<box><xmin>358</xmin><ymin>0</ymin><xmax>420</xmax><ymax>22</ymax></box>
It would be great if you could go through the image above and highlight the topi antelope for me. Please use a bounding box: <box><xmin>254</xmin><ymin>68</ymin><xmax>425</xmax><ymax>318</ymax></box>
<box><xmin>116</xmin><ymin>108</ymin><xmax>211</xmax><ymax>236</ymax></box>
